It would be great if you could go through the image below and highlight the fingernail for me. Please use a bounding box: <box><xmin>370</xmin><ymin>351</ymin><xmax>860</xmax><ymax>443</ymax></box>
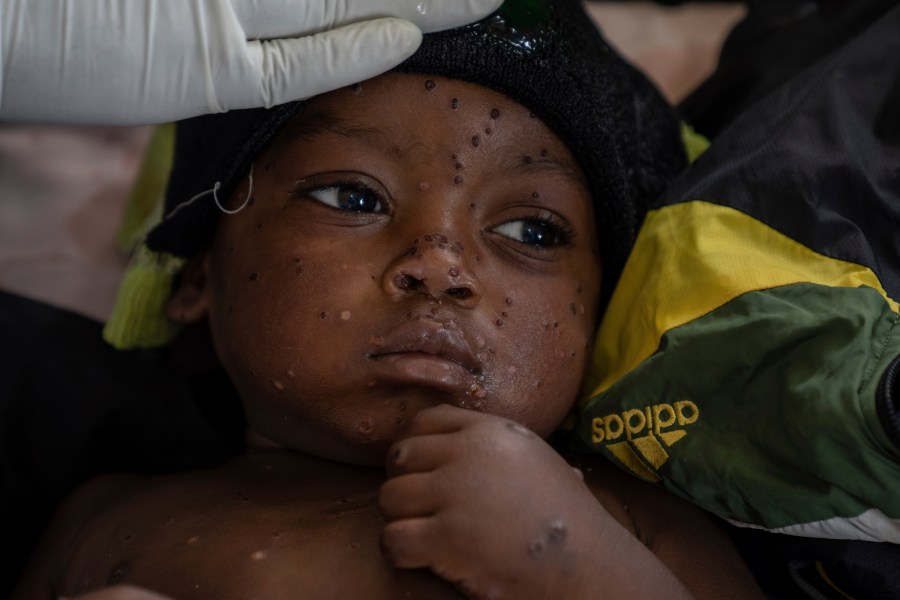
<box><xmin>390</xmin><ymin>445</ymin><xmax>405</xmax><ymax>466</ymax></box>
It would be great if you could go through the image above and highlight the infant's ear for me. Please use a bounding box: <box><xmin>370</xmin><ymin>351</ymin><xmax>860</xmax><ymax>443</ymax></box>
<box><xmin>166</xmin><ymin>252</ymin><xmax>210</xmax><ymax>324</ymax></box>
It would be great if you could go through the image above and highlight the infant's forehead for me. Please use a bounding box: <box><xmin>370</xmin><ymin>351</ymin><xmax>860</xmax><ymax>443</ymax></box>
<box><xmin>267</xmin><ymin>74</ymin><xmax>588</xmax><ymax>188</ymax></box>
<box><xmin>278</xmin><ymin>74</ymin><xmax>550</xmax><ymax>139</ymax></box>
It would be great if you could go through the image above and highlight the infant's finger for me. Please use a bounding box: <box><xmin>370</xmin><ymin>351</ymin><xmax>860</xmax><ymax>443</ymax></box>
<box><xmin>381</xmin><ymin>516</ymin><xmax>442</xmax><ymax>569</ymax></box>
<box><xmin>379</xmin><ymin>472</ymin><xmax>440</xmax><ymax>520</ymax></box>
<box><xmin>395</xmin><ymin>403</ymin><xmax>482</xmax><ymax>440</ymax></box>
<box><xmin>385</xmin><ymin>431</ymin><xmax>458</xmax><ymax>477</ymax></box>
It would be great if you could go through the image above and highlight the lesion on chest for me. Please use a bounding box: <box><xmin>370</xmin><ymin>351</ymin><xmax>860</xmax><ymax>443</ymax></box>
<box><xmin>61</xmin><ymin>473</ymin><xmax>461</xmax><ymax>599</ymax></box>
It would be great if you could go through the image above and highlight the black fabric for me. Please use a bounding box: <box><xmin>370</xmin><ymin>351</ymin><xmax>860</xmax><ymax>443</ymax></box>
<box><xmin>661</xmin><ymin>6</ymin><xmax>900</xmax><ymax>597</ymax></box>
<box><xmin>727</xmin><ymin>526</ymin><xmax>900</xmax><ymax>599</ymax></box>
<box><xmin>147</xmin><ymin>0</ymin><xmax>687</xmax><ymax>309</ymax></box>
<box><xmin>878</xmin><ymin>354</ymin><xmax>900</xmax><ymax>452</ymax></box>
<box><xmin>660</xmin><ymin>3</ymin><xmax>900</xmax><ymax>299</ymax></box>
<box><xmin>0</xmin><ymin>290</ymin><xmax>245</xmax><ymax>597</ymax></box>
<box><xmin>679</xmin><ymin>0</ymin><xmax>900</xmax><ymax>138</ymax></box>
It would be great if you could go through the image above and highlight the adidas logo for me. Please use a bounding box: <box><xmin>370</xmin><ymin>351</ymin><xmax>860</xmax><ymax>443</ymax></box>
<box><xmin>590</xmin><ymin>401</ymin><xmax>699</xmax><ymax>482</ymax></box>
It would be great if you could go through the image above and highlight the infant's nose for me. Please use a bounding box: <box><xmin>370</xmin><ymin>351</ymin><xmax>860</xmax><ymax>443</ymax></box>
<box><xmin>391</xmin><ymin>272</ymin><xmax>475</xmax><ymax>301</ymax></box>
<box><xmin>382</xmin><ymin>234</ymin><xmax>480</xmax><ymax>307</ymax></box>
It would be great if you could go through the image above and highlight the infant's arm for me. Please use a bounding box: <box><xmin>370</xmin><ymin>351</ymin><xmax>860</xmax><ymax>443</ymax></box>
<box><xmin>574</xmin><ymin>455</ymin><xmax>763</xmax><ymax>599</ymax></box>
<box><xmin>13</xmin><ymin>473</ymin><xmax>152</xmax><ymax>600</ymax></box>
<box><xmin>380</xmin><ymin>405</ymin><xmax>762</xmax><ymax>599</ymax></box>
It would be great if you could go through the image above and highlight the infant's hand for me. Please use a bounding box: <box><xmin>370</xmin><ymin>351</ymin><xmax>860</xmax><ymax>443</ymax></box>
<box><xmin>379</xmin><ymin>404</ymin><xmax>605</xmax><ymax>599</ymax></box>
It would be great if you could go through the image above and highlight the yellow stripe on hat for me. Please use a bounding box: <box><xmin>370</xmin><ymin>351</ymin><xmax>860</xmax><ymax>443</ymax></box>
<box><xmin>103</xmin><ymin>246</ymin><xmax>185</xmax><ymax>349</ymax></box>
<box><xmin>116</xmin><ymin>123</ymin><xmax>176</xmax><ymax>253</ymax></box>
<box><xmin>582</xmin><ymin>200</ymin><xmax>899</xmax><ymax>403</ymax></box>
<box><xmin>104</xmin><ymin>123</ymin><xmax>184</xmax><ymax>350</ymax></box>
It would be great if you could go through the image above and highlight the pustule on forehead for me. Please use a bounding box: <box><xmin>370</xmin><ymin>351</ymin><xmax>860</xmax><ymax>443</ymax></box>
<box><xmin>414</xmin><ymin>76</ymin><xmax>530</xmax><ymax>120</ymax></box>
<box><xmin>390</xmin><ymin>75</ymin><xmax>586</xmax><ymax>184</ymax></box>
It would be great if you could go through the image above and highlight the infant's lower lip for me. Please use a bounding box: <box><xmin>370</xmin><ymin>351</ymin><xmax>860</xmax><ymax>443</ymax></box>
<box><xmin>369</xmin><ymin>353</ymin><xmax>476</xmax><ymax>392</ymax></box>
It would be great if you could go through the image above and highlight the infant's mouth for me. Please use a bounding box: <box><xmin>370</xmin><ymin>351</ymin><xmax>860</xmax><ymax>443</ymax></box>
<box><xmin>367</xmin><ymin>320</ymin><xmax>482</xmax><ymax>391</ymax></box>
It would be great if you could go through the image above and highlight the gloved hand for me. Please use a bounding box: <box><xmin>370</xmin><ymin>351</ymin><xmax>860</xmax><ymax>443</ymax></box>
<box><xmin>0</xmin><ymin>0</ymin><xmax>502</xmax><ymax>125</ymax></box>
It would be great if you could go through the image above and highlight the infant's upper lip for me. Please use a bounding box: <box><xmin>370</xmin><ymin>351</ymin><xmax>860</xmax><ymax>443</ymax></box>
<box><xmin>368</xmin><ymin>319</ymin><xmax>482</xmax><ymax>375</ymax></box>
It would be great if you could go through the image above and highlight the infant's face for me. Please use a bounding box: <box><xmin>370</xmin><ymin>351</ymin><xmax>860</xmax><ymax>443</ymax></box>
<box><xmin>196</xmin><ymin>73</ymin><xmax>601</xmax><ymax>464</ymax></box>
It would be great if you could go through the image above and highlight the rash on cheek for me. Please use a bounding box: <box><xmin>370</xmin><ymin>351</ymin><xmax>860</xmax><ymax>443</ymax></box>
<box><xmin>525</xmin><ymin>295</ymin><xmax>595</xmax><ymax>419</ymax></box>
<box><xmin>209</xmin><ymin>240</ymin><xmax>316</xmax><ymax>383</ymax></box>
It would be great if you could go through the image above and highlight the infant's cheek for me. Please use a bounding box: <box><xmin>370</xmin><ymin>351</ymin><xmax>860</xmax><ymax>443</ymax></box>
<box><xmin>489</xmin><ymin>316</ymin><xmax>589</xmax><ymax>435</ymax></box>
<box><xmin>209</xmin><ymin>274</ymin><xmax>316</xmax><ymax>409</ymax></box>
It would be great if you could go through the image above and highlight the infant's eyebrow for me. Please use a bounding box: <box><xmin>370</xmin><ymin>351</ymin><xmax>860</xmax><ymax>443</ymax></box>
<box><xmin>506</xmin><ymin>153</ymin><xmax>586</xmax><ymax>188</ymax></box>
<box><xmin>281</xmin><ymin>109</ymin><xmax>428</xmax><ymax>161</ymax></box>
<box><xmin>281</xmin><ymin>110</ymin><xmax>384</xmax><ymax>146</ymax></box>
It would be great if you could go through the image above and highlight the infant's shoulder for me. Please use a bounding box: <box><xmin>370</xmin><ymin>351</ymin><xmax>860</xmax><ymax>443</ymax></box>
<box><xmin>14</xmin><ymin>470</ymin><xmax>151</xmax><ymax>598</ymax></box>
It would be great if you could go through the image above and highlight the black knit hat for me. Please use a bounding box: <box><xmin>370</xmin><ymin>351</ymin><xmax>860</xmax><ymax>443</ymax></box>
<box><xmin>147</xmin><ymin>0</ymin><xmax>686</xmax><ymax>307</ymax></box>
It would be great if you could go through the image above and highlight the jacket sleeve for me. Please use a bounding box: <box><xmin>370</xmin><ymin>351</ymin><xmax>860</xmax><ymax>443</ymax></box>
<box><xmin>574</xmin><ymin>3</ymin><xmax>900</xmax><ymax>544</ymax></box>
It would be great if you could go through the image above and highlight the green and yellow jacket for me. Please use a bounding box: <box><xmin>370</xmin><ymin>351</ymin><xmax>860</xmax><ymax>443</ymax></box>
<box><xmin>576</xmin><ymin>4</ymin><xmax>900</xmax><ymax>545</ymax></box>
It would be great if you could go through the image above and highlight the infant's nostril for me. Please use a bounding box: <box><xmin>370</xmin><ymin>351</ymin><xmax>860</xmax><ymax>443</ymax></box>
<box><xmin>445</xmin><ymin>287</ymin><xmax>473</xmax><ymax>300</ymax></box>
<box><xmin>395</xmin><ymin>274</ymin><xmax>421</xmax><ymax>291</ymax></box>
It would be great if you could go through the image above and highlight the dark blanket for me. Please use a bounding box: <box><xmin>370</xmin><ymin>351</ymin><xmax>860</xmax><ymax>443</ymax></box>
<box><xmin>0</xmin><ymin>290</ymin><xmax>244</xmax><ymax>596</ymax></box>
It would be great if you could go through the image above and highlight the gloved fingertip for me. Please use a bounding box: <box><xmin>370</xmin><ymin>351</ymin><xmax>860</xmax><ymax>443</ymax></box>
<box><xmin>478</xmin><ymin>0</ymin><xmax>506</xmax><ymax>13</ymax></box>
<box><xmin>381</xmin><ymin>19</ymin><xmax>423</xmax><ymax>56</ymax></box>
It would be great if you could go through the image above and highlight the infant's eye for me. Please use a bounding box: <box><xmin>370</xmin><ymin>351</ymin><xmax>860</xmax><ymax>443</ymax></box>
<box><xmin>493</xmin><ymin>218</ymin><xmax>570</xmax><ymax>248</ymax></box>
<box><xmin>309</xmin><ymin>184</ymin><xmax>383</xmax><ymax>213</ymax></box>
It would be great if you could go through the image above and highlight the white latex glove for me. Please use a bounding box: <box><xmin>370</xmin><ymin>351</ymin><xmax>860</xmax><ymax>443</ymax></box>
<box><xmin>0</xmin><ymin>0</ymin><xmax>503</xmax><ymax>125</ymax></box>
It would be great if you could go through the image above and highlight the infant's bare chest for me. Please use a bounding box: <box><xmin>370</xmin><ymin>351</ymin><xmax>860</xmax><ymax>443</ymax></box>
<box><xmin>59</xmin><ymin>464</ymin><xmax>462</xmax><ymax>599</ymax></box>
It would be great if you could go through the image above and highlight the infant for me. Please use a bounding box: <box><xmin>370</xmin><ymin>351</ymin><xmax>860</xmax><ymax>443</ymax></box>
<box><xmin>16</xmin><ymin>2</ymin><xmax>762</xmax><ymax>598</ymax></box>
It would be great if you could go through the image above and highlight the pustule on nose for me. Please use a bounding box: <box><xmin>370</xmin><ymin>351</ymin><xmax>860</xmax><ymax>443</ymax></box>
<box><xmin>384</xmin><ymin>234</ymin><xmax>479</xmax><ymax>304</ymax></box>
<box><xmin>445</xmin><ymin>265</ymin><xmax>472</xmax><ymax>299</ymax></box>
